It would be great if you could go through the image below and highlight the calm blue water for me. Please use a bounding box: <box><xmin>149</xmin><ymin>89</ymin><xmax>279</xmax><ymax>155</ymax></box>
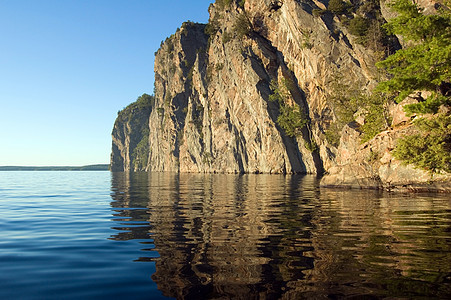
<box><xmin>0</xmin><ymin>171</ymin><xmax>163</xmax><ymax>299</ymax></box>
<box><xmin>0</xmin><ymin>171</ymin><xmax>450</xmax><ymax>299</ymax></box>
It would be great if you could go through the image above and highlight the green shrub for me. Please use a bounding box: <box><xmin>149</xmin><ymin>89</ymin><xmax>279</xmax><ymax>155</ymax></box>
<box><xmin>177</xmin><ymin>129</ymin><xmax>185</xmax><ymax>146</ymax></box>
<box><xmin>403</xmin><ymin>94</ymin><xmax>449</xmax><ymax>116</ymax></box>
<box><xmin>133</xmin><ymin>94</ymin><xmax>154</xmax><ymax>110</ymax></box>
<box><xmin>347</xmin><ymin>16</ymin><xmax>370</xmax><ymax>38</ymax></box>
<box><xmin>368</xmin><ymin>149</ymin><xmax>380</xmax><ymax>163</ymax></box>
<box><xmin>312</xmin><ymin>9</ymin><xmax>326</xmax><ymax>17</ymax></box>
<box><xmin>205</xmin><ymin>17</ymin><xmax>220</xmax><ymax>37</ymax></box>
<box><xmin>164</xmin><ymin>92</ymin><xmax>172</xmax><ymax>106</ymax></box>
<box><xmin>328</xmin><ymin>76</ymin><xmax>391</xmax><ymax>144</ymax></box>
<box><xmin>357</xmin><ymin>0</ymin><xmax>379</xmax><ymax>18</ymax></box>
<box><xmin>222</xmin><ymin>31</ymin><xmax>233</xmax><ymax>43</ymax></box>
<box><xmin>216</xmin><ymin>0</ymin><xmax>233</xmax><ymax>9</ymax></box>
<box><xmin>233</xmin><ymin>13</ymin><xmax>252</xmax><ymax>39</ymax></box>
<box><xmin>269</xmin><ymin>78</ymin><xmax>307</xmax><ymax>137</ymax></box>
<box><xmin>345</xmin><ymin>15</ymin><xmax>383</xmax><ymax>48</ymax></box>
<box><xmin>277</xmin><ymin>104</ymin><xmax>307</xmax><ymax>137</ymax></box>
<box><xmin>187</xmin><ymin>65</ymin><xmax>195</xmax><ymax>87</ymax></box>
<box><xmin>269</xmin><ymin>78</ymin><xmax>293</xmax><ymax>103</ymax></box>
<box><xmin>191</xmin><ymin>102</ymin><xmax>204</xmax><ymax>137</ymax></box>
<box><xmin>182</xmin><ymin>21</ymin><xmax>195</xmax><ymax>30</ymax></box>
<box><xmin>166</xmin><ymin>37</ymin><xmax>174</xmax><ymax>53</ymax></box>
<box><xmin>304</xmin><ymin>140</ymin><xmax>319</xmax><ymax>152</ymax></box>
<box><xmin>375</xmin><ymin>0</ymin><xmax>451</xmax><ymax>173</ymax></box>
<box><xmin>325</xmin><ymin>124</ymin><xmax>341</xmax><ymax>147</ymax></box>
<box><xmin>359</xmin><ymin>93</ymin><xmax>391</xmax><ymax>143</ymax></box>
<box><xmin>365</xmin><ymin>19</ymin><xmax>388</xmax><ymax>52</ymax></box>
<box><xmin>328</xmin><ymin>0</ymin><xmax>348</xmax><ymax>15</ymax></box>
<box><xmin>376</xmin><ymin>0</ymin><xmax>451</xmax><ymax>105</ymax></box>
<box><xmin>329</xmin><ymin>77</ymin><xmax>362</xmax><ymax>124</ymax></box>
<box><xmin>206</xmin><ymin>64</ymin><xmax>214</xmax><ymax>83</ymax></box>
<box><xmin>301</xmin><ymin>30</ymin><xmax>313</xmax><ymax>49</ymax></box>
<box><xmin>202</xmin><ymin>152</ymin><xmax>212</xmax><ymax>164</ymax></box>
<box><xmin>215</xmin><ymin>63</ymin><xmax>224</xmax><ymax>71</ymax></box>
<box><xmin>392</xmin><ymin>114</ymin><xmax>451</xmax><ymax>173</ymax></box>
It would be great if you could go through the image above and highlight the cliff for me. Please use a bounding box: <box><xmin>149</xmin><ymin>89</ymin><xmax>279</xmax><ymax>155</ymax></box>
<box><xmin>111</xmin><ymin>0</ymin><xmax>450</xmax><ymax>191</ymax></box>
<box><xmin>111</xmin><ymin>94</ymin><xmax>153</xmax><ymax>172</ymax></box>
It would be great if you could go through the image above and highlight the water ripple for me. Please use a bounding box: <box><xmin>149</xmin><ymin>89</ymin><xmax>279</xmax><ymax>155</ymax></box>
<box><xmin>1</xmin><ymin>171</ymin><xmax>450</xmax><ymax>299</ymax></box>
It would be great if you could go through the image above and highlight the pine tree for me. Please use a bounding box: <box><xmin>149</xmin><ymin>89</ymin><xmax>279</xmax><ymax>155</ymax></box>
<box><xmin>376</xmin><ymin>0</ymin><xmax>451</xmax><ymax>114</ymax></box>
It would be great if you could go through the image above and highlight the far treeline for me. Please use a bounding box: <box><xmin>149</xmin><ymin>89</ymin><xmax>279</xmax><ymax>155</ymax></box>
<box><xmin>0</xmin><ymin>164</ymin><xmax>110</xmax><ymax>171</ymax></box>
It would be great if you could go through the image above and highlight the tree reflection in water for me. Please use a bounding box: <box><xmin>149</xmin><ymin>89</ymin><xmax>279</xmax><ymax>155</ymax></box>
<box><xmin>110</xmin><ymin>172</ymin><xmax>451</xmax><ymax>299</ymax></box>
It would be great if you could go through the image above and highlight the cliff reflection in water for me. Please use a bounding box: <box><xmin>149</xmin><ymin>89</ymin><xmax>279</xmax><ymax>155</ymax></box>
<box><xmin>110</xmin><ymin>172</ymin><xmax>451</xmax><ymax>299</ymax></box>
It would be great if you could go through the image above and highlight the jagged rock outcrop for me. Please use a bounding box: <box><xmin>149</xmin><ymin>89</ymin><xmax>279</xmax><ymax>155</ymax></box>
<box><xmin>111</xmin><ymin>0</ymin><xmax>450</xmax><ymax>191</ymax></box>
<box><xmin>321</xmin><ymin>124</ymin><xmax>451</xmax><ymax>192</ymax></box>
<box><xmin>321</xmin><ymin>96</ymin><xmax>451</xmax><ymax>192</ymax></box>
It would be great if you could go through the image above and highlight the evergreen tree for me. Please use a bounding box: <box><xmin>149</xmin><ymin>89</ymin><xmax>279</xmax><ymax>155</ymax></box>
<box><xmin>376</xmin><ymin>0</ymin><xmax>451</xmax><ymax>113</ymax></box>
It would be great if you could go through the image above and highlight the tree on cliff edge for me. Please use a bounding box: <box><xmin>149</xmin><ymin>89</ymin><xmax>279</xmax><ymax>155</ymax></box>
<box><xmin>377</xmin><ymin>0</ymin><xmax>451</xmax><ymax>173</ymax></box>
<box><xmin>376</xmin><ymin>0</ymin><xmax>451</xmax><ymax>113</ymax></box>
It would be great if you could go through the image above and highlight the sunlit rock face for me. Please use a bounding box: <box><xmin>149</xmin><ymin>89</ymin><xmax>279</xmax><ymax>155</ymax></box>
<box><xmin>110</xmin><ymin>0</ymin><xmax>450</xmax><ymax>190</ymax></box>
<box><xmin>115</xmin><ymin>0</ymin><xmax>375</xmax><ymax>173</ymax></box>
<box><xmin>146</xmin><ymin>0</ymin><xmax>382</xmax><ymax>175</ymax></box>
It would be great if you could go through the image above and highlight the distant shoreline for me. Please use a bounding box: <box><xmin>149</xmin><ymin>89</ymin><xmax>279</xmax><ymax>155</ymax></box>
<box><xmin>0</xmin><ymin>164</ymin><xmax>110</xmax><ymax>171</ymax></box>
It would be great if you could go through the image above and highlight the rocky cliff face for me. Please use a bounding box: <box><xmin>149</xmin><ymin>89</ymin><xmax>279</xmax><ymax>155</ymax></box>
<box><xmin>111</xmin><ymin>94</ymin><xmax>153</xmax><ymax>172</ymax></box>
<box><xmin>321</xmin><ymin>96</ymin><xmax>451</xmax><ymax>192</ymax></box>
<box><xmin>111</xmin><ymin>0</ymin><xmax>450</xmax><ymax>191</ymax></box>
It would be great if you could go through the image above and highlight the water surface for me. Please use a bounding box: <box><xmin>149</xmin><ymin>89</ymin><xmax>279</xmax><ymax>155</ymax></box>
<box><xmin>1</xmin><ymin>171</ymin><xmax>450</xmax><ymax>299</ymax></box>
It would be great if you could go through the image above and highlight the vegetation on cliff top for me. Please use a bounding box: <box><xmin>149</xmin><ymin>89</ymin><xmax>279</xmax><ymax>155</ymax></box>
<box><xmin>215</xmin><ymin>0</ymin><xmax>245</xmax><ymax>10</ymax></box>
<box><xmin>117</xmin><ymin>93</ymin><xmax>154</xmax><ymax>122</ymax></box>
<box><xmin>205</xmin><ymin>0</ymin><xmax>251</xmax><ymax>43</ymax></box>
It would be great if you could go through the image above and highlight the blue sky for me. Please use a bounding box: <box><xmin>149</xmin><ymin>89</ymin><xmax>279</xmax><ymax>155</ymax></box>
<box><xmin>0</xmin><ymin>0</ymin><xmax>212</xmax><ymax>166</ymax></box>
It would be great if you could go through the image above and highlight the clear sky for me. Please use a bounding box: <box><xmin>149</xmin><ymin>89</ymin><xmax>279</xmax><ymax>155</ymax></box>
<box><xmin>0</xmin><ymin>0</ymin><xmax>213</xmax><ymax>166</ymax></box>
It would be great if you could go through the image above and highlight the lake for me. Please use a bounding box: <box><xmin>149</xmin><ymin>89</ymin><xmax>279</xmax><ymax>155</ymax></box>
<box><xmin>0</xmin><ymin>171</ymin><xmax>450</xmax><ymax>299</ymax></box>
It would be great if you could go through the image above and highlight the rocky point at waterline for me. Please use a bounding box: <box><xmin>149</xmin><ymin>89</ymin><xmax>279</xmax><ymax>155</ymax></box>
<box><xmin>111</xmin><ymin>0</ymin><xmax>450</xmax><ymax>192</ymax></box>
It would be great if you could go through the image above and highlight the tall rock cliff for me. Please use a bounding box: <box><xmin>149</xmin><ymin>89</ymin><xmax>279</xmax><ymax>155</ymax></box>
<box><xmin>111</xmin><ymin>0</ymin><xmax>450</xmax><ymax>191</ymax></box>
